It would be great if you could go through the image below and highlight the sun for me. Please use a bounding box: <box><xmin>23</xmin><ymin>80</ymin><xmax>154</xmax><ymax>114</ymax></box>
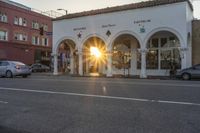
<box><xmin>90</xmin><ymin>47</ymin><xmax>101</xmax><ymax>58</ymax></box>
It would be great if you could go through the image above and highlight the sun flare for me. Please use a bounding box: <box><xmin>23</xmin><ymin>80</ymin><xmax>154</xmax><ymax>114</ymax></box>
<box><xmin>90</xmin><ymin>47</ymin><xmax>101</xmax><ymax>58</ymax></box>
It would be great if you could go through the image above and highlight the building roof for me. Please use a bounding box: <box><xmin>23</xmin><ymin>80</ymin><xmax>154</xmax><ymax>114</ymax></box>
<box><xmin>0</xmin><ymin>0</ymin><xmax>31</xmax><ymax>10</ymax></box>
<box><xmin>53</xmin><ymin>0</ymin><xmax>192</xmax><ymax>21</ymax></box>
<box><xmin>0</xmin><ymin>0</ymin><xmax>62</xmax><ymax>18</ymax></box>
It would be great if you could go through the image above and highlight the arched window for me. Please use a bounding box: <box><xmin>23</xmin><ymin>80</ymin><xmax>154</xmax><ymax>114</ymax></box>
<box><xmin>147</xmin><ymin>31</ymin><xmax>181</xmax><ymax>70</ymax></box>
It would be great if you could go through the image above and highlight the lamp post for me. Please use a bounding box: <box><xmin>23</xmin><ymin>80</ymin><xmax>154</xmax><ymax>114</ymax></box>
<box><xmin>57</xmin><ymin>9</ymin><xmax>68</xmax><ymax>15</ymax></box>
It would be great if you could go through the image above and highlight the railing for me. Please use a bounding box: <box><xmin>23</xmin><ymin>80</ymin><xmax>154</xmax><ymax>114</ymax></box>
<box><xmin>31</xmin><ymin>9</ymin><xmax>64</xmax><ymax>18</ymax></box>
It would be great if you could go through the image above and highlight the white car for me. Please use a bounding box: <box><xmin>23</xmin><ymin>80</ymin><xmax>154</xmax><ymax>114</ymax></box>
<box><xmin>0</xmin><ymin>60</ymin><xmax>31</xmax><ymax>78</ymax></box>
<box><xmin>176</xmin><ymin>64</ymin><xmax>200</xmax><ymax>80</ymax></box>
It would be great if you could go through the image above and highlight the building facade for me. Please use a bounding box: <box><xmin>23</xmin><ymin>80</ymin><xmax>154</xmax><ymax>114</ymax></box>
<box><xmin>52</xmin><ymin>0</ymin><xmax>193</xmax><ymax>78</ymax></box>
<box><xmin>192</xmin><ymin>20</ymin><xmax>200</xmax><ymax>65</ymax></box>
<box><xmin>0</xmin><ymin>0</ymin><xmax>52</xmax><ymax>65</ymax></box>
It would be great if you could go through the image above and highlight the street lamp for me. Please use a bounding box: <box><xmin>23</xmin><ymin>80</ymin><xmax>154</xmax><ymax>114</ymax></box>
<box><xmin>57</xmin><ymin>8</ymin><xmax>68</xmax><ymax>15</ymax></box>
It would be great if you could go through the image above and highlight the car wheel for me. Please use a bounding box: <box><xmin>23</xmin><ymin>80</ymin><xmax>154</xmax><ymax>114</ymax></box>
<box><xmin>182</xmin><ymin>73</ymin><xmax>190</xmax><ymax>80</ymax></box>
<box><xmin>6</xmin><ymin>70</ymin><xmax>13</xmax><ymax>78</ymax></box>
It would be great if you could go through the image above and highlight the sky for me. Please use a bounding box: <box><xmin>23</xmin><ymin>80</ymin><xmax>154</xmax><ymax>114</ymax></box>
<box><xmin>11</xmin><ymin>0</ymin><xmax>200</xmax><ymax>19</ymax></box>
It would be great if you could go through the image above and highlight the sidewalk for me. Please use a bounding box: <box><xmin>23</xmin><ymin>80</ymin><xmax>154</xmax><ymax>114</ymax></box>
<box><xmin>30</xmin><ymin>72</ymin><xmax>172</xmax><ymax>80</ymax></box>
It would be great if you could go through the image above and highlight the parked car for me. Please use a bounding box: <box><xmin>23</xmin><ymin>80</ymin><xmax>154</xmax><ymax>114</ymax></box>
<box><xmin>176</xmin><ymin>64</ymin><xmax>200</xmax><ymax>80</ymax></box>
<box><xmin>31</xmin><ymin>63</ymin><xmax>50</xmax><ymax>72</ymax></box>
<box><xmin>0</xmin><ymin>60</ymin><xmax>31</xmax><ymax>78</ymax></box>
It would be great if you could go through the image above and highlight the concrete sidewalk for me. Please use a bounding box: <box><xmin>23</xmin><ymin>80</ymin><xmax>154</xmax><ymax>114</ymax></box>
<box><xmin>30</xmin><ymin>72</ymin><xmax>173</xmax><ymax>80</ymax></box>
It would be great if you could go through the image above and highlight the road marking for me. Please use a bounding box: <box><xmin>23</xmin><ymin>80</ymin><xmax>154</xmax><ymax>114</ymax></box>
<box><xmin>0</xmin><ymin>100</ymin><xmax>8</xmax><ymax>104</ymax></box>
<box><xmin>0</xmin><ymin>87</ymin><xmax>200</xmax><ymax>107</ymax></box>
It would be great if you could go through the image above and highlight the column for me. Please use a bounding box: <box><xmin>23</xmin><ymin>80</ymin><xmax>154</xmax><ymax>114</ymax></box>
<box><xmin>70</xmin><ymin>53</ymin><xmax>74</xmax><ymax>74</ymax></box>
<box><xmin>78</xmin><ymin>52</ymin><xmax>83</xmax><ymax>76</ymax></box>
<box><xmin>130</xmin><ymin>49</ymin><xmax>137</xmax><ymax>75</ymax></box>
<box><xmin>52</xmin><ymin>53</ymin><xmax>58</xmax><ymax>75</ymax></box>
<box><xmin>139</xmin><ymin>48</ymin><xmax>148</xmax><ymax>78</ymax></box>
<box><xmin>179</xmin><ymin>47</ymin><xmax>188</xmax><ymax>69</ymax></box>
<box><xmin>106</xmin><ymin>51</ymin><xmax>112</xmax><ymax>77</ymax></box>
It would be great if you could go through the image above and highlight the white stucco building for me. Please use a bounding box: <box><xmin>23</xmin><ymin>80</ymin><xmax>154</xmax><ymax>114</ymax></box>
<box><xmin>52</xmin><ymin>0</ymin><xmax>193</xmax><ymax>78</ymax></box>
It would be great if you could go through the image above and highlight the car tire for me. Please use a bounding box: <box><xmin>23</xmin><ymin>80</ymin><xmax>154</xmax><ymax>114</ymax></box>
<box><xmin>182</xmin><ymin>73</ymin><xmax>190</xmax><ymax>80</ymax></box>
<box><xmin>6</xmin><ymin>70</ymin><xmax>13</xmax><ymax>78</ymax></box>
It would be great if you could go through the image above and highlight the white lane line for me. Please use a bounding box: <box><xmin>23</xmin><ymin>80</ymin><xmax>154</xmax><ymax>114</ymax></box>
<box><xmin>0</xmin><ymin>87</ymin><xmax>200</xmax><ymax>107</ymax></box>
<box><xmin>0</xmin><ymin>100</ymin><xmax>8</xmax><ymax>104</ymax></box>
<box><xmin>28</xmin><ymin>78</ymin><xmax>200</xmax><ymax>88</ymax></box>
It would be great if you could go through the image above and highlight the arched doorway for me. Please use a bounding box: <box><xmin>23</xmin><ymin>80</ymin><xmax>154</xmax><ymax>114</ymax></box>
<box><xmin>112</xmin><ymin>34</ymin><xmax>141</xmax><ymax>76</ymax></box>
<box><xmin>82</xmin><ymin>37</ymin><xmax>107</xmax><ymax>76</ymax></box>
<box><xmin>146</xmin><ymin>31</ymin><xmax>181</xmax><ymax>75</ymax></box>
<box><xmin>57</xmin><ymin>39</ymin><xmax>77</xmax><ymax>74</ymax></box>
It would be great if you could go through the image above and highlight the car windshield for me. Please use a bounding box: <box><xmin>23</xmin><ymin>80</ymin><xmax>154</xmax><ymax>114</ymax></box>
<box><xmin>11</xmin><ymin>61</ymin><xmax>25</xmax><ymax>66</ymax></box>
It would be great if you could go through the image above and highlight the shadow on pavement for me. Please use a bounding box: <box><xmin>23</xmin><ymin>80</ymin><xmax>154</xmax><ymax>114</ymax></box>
<box><xmin>0</xmin><ymin>125</ymin><xmax>31</xmax><ymax>133</ymax></box>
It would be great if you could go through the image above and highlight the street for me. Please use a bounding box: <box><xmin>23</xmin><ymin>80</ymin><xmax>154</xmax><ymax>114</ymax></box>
<box><xmin>0</xmin><ymin>75</ymin><xmax>200</xmax><ymax>133</ymax></box>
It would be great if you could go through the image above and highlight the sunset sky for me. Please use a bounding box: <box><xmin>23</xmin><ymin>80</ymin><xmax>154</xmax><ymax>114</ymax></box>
<box><xmin>12</xmin><ymin>0</ymin><xmax>200</xmax><ymax>19</ymax></box>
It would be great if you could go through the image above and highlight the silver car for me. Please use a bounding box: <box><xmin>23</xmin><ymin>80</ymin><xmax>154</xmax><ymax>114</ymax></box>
<box><xmin>176</xmin><ymin>64</ymin><xmax>200</xmax><ymax>80</ymax></box>
<box><xmin>0</xmin><ymin>60</ymin><xmax>31</xmax><ymax>78</ymax></box>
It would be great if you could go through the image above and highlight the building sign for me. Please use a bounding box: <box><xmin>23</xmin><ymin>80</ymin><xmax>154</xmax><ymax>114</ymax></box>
<box><xmin>102</xmin><ymin>24</ymin><xmax>116</xmax><ymax>28</ymax></box>
<box><xmin>140</xmin><ymin>27</ymin><xmax>145</xmax><ymax>33</ymax></box>
<box><xmin>134</xmin><ymin>19</ymin><xmax>151</xmax><ymax>33</ymax></box>
<box><xmin>73</xmin><ymin>27</ymin><xmax>86</xmax><ymax>31</ymax></box>
<box><xmin>46</xmin><ymin>32</ymin><xmax>52</xmax><ymax>36</ymax></box>
<box><xmin>134</xmin><ymin>19</ymin><xmax>151</xmax><ymax>24</ymax></box>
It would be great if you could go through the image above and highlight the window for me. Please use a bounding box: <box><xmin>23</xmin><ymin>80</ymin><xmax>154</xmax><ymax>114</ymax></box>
<box><xmin>147</xmin><ymin>36</ymin><xmax>181</xmax><ymax>70</ymax></box>
<box><xmin>14</xmin><ymin>17</ymin><xmax>27</xmax><ymax>26</ymax></box>
<box><xmin>147</xmin><ymin>38</ymin><xmax>159</xmax><ymax>69</ymax></box>
<box><xmin>0</xmin><ymin>30</ymin><xmax>8</xmax><ymax>41</ymax></box>
<box><xmin>14</xmin><ymin>33</ymin><xmax>27</xmax><ymax>41</ymax></box>
<box><xmin>161</xmin><ymin>38</ymin><xmax>167</xmax><ymax>47</ymax></box>
<box><xmin>0</xmin><ymin>61</ymin><xmax>9</xmax><ymax>66</ymax></box>
<box><xmin>23</xmin><ymin>18</ymin><xmax>27</xmax><ymax>26</ymax></box>
<box><xmin>32</xmin><ymin>21</ymin><xmax>39</xmax><ymax>29</ymax></box>
<box><xmin>32</xmin><ymin>36</ymin><xmax>39</xmax><ymax>45</ymax></box>
<box><xmin>41</xmin><ymin>24</ymin><xmax>48</xmax><ymax>31</ymax></box>
<box><xmin>160</xmin><ymin>49</ymin><xmax>172</xmax><ymax>69</ymax></box>
<box><xmin>42</xmin><ymin>37</ymin><xmax>48</xmax><ymax>46</ymax></box>
<box><xmin>146</xmin><ymin>50</ymin><xmax>158</xmax><ymax>69</ymax></box>
<box><xmin>19</xmin><ymin>17</ymin><xmax>23</xmax><ymax>25</ymax></box>
<box><xmin>0</xmin><ymin>12</ymin><xmax>7</xmax><ymax>22</ymax></box>
<box><xmin>14</xmin><ymin>17</ymin><xmax>18</xmax><ymax>25</ymax></box>
<box><xmin>150</xmin><ymin>38</ymin><xmax>159</xmax><ymax>48</ymax></box>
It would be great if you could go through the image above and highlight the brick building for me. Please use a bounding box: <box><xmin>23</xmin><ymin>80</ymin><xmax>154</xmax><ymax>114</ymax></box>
<box><xmin>0</xmin><ymin>0</ymin><xmax>52</xmax><ymax>65</ymax></box>
<box><xmin>192</xmin><ymin>20</ymin><xmax>200</xmax><ymax>65</ymax></box>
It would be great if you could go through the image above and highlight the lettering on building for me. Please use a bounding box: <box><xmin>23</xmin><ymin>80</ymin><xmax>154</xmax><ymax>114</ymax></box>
<box><xmin>102</xmin><ymin>24</ymin><xmax>116</xmax><ymax>28</ymax></box>
<box><xmin>73</xmin><ymin>27</ymin><xmax>86</xmax><ymax>31</ymax></box>
<box><xmin>134</xmin><ymin>19</ymin><xmax>151</xmax><ymax>24</ymax></box>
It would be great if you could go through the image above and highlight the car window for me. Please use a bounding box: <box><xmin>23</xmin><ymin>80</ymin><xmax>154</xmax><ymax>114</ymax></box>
<box><xmin>0</xmin><ymin>61</ymin><xmax>9</xmax><ymax>66</ymax></box>
<box><xmin>12</xmin><ymin>61</ymin><xmax>25</xmax><ymax>66</ymax></box>
<box><xmin>195</xmin><ymin>65</ymin><xmax>200</xmax><ymax>70</ymax></box>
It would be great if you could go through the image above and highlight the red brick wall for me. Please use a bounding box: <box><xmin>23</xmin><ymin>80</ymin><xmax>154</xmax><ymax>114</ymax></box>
<box><xmin>0</xmin><ymin>1</ymin><xmax>52</xmax><ymax>65</ymax></box>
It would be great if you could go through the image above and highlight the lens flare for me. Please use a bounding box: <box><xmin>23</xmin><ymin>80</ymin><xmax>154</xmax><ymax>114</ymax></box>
<box><xmin>90</xmin><ymin>47</ymin><xmax>101</xmax><ymax>58</ymax></box>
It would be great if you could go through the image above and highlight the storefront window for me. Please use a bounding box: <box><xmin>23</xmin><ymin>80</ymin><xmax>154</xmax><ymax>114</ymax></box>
<box><xmin>146</xmin><ymin>50</ymin><xmax>158</xmax><ymax>69</ymax></box>
<box><xmin>150</xmin><ymin>38</ymin><xmax>159</xmax><ymax>48</ymax></box>
<box><xmin>160</xmin><ymin>49</ymin><xmax>171</xmax><ymax>69</ymax></box>
<box><xmin>147</xmin><ymin>35</ymin><xmax>181</xmax><ymax>70</ymax></box>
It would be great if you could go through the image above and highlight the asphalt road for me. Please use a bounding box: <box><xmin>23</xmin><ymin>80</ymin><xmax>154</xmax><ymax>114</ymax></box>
<box><xmin>0</xmin><ymin>75</ymin><xmax>200</xmax><ymax>133</ymax></box>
